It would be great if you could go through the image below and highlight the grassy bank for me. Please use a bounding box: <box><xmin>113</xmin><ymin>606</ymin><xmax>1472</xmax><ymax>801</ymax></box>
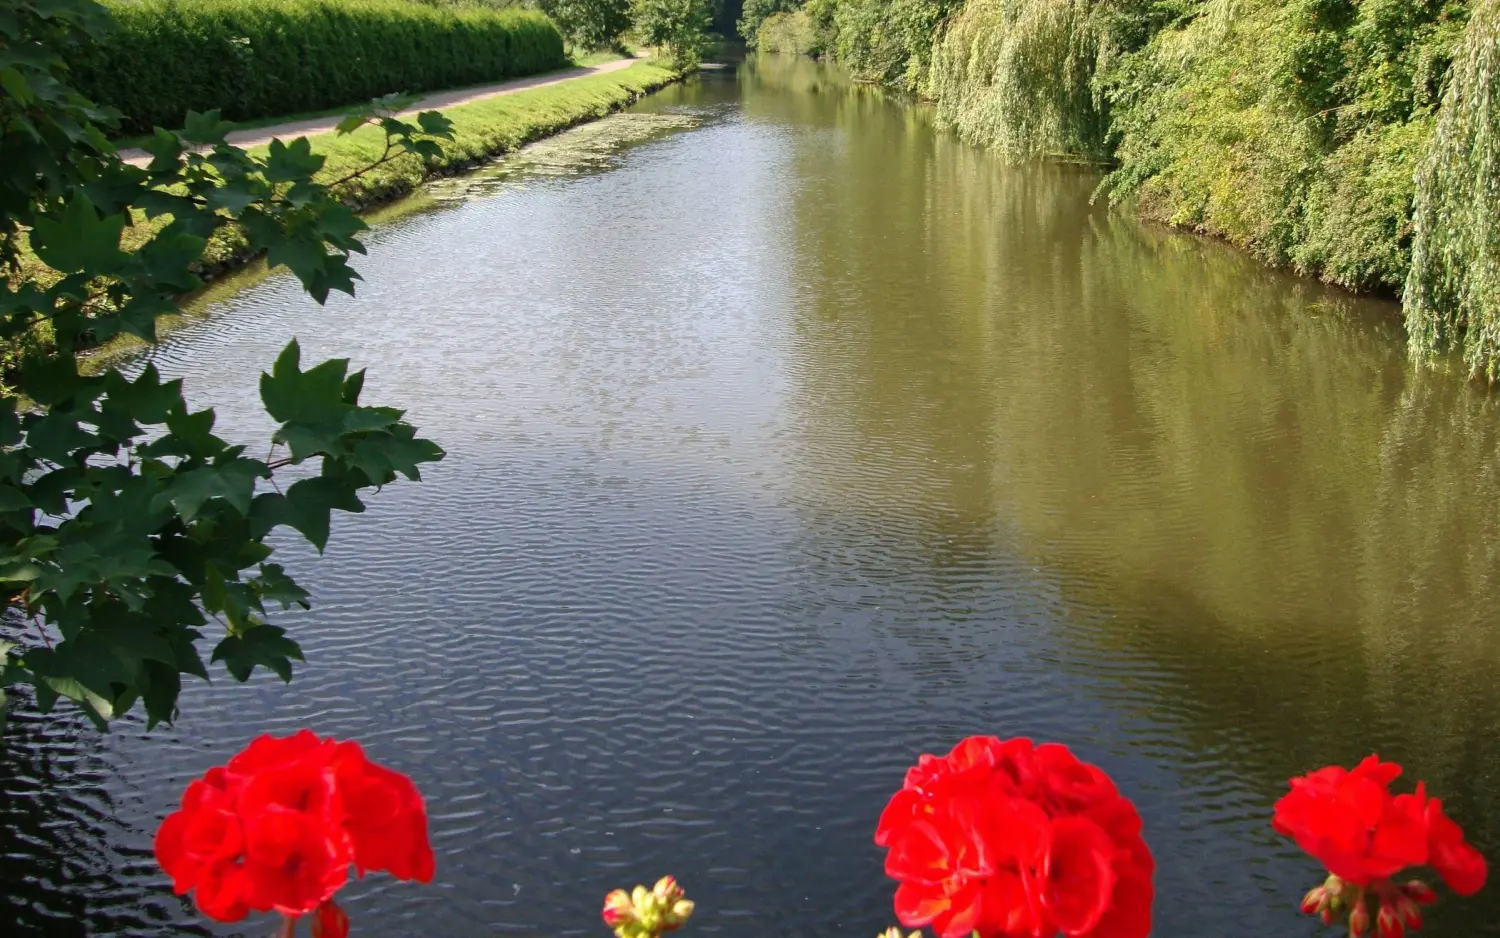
<box><xmin>12</xmin><ymin>61</ymin><xmax>680</xmax><ymax>372</ymax></box>
<box><xmin>224</xmin><ymin>60</ymin><xmax>678</xmax><ymax>253</ymax></box>
<box><xmin>70</xmin><ymin>0</ymin><xmax>567</xmax><ymax>135</ymax></box>
<box><xmin>742</xmin><ymin>0</ymin><xmax>1500</xmax><ymax>379</ymax></box>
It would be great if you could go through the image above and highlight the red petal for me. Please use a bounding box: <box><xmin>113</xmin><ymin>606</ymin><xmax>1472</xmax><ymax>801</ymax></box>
<box><xmin>876</xmin><ymin>790</ymin><xmax>923</xmax><ymax>848</ymax></box>
<box><xmin>1426</xmin><ymin>800</ymin><xmax>1488</xmax><ymax>896</ymax></box>
<box><xmin>1083</xmin><ymin>855</ymin><xmax>1153</xmax><ymax>938</ymax></box>
<box><xmin>886</xmin><ymin>819</ymin><xmax>954</xmax><ymax>882</ymax></box>
<box><xmin>195</xmin><ymin>859</ymin><xmax>252</xmax><ymax>923</ymax></box>
<box><xmin>894</xmin><ymin>880</ymin><xmax>950</xmax><ymax>927</ymax></box>
<box><xmin>1042</xmin><ymin>817</ymin><xmax>1117</xmax><ymax>935</ymax></box>
<box><xmin>154</xmin><ymin>811</ymin><xmax>198</xmax><ymax>893</ymax></box>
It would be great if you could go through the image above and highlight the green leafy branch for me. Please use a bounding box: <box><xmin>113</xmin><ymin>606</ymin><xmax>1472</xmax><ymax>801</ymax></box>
<box><xmin>0</xmin><ymin>0</ymin><xmax>453</xmax><ymax>731</ymax></box>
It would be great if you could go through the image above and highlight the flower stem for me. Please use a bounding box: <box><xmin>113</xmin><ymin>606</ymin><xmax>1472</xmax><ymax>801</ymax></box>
<box><xmin>276</xmin><ymin>915</ymin><xmax>297</xmax><ymax>938</ymax></box>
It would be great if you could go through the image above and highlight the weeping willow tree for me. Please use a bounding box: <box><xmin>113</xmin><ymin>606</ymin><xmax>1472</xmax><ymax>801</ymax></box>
<box><xmin>1405</xmin><ymin>0</ymin><xmax>1500</xmax><ymax>379</ymax></box>
<box><xmin>929</xmin><ymin>0</ymin><xmax>1113</xmax><ymax>160</ymax></box>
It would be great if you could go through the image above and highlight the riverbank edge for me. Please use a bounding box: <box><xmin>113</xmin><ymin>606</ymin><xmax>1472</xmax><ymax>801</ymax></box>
<box><xmin>194</xmin><ymin>60</ymin><xmax>685</xmax><ymax>284</ymax></box>
<box><xmin>63</xmin><ymin>61</ymin><xmax>686</xmax><ymax>374</ymax></box>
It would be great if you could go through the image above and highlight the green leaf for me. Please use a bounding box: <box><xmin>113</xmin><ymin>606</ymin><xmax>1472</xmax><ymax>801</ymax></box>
<box><xmin>212</xmin><ymin>624</ymin><xmax>303</xmax><ymax>682</ymax></box>
<box><xmin>253</xmin><ymin>476</ymin><xmax>365</xmax><ymax>551</ymax></box>
<box><xmin>0</xmin><ymin>485</ymin><xmax>33</xmax><ymax>512</ymax></box>
<box><xmin>260</xmin><ymin>340</ymin><xmax>350</xmax><ymax>424</ymax></box>
<box><xmin>181</xmin><ymin>110</ymin><xmax>232</xmax><ymax>146</ymax></box>
<box><xmin>25</xmin><ymin>409</ymin><xmax>99</xmax><ymax>462</ymax></box>
<box><xmin>29</xmin><ymin>195</ymin><xmax>129</xmax><ymax>274</ymax></box>
<box><xmin>1</xmin><ymin>65</ymin><xmax>34</xmax><ymax>105</ymax></box>
<box><xmin>253</xmin><ymin>563</ymin><xmax>311</xmax><ymax>609</ymax></box>
<box><xmin>262</xmin><ymin>136</ymin><xmax>325</xmax><ymax>183</ymax></box>
<box><xmin>154</xmin><ymin>458</ymin><xmax>266</xmax><ymax>521</ymax></box>
<box><xmin>335</xmin><ymin>112</ymin><xmax>371</xmax><ymax>135</ymax></box>
<box><xmin>100</xmin><ymin>365</ymin><xmax>184</xmax><ymax>428</ymax></box>
<box><xmin>416</xmin><ymin>110</ymin><xmax>455</xmax><ymax>138</ymax></box>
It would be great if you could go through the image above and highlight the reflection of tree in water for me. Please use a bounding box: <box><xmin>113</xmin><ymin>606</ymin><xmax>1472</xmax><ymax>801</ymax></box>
<box><xmin>763</xmin><ymin>54</ymin><xmax>1500</xmax><ymax>929</ymax></box>
<box><xmin>0</xmin><ymin>693</ymin><xmax>211</xmax><ymax>938</ymax></box>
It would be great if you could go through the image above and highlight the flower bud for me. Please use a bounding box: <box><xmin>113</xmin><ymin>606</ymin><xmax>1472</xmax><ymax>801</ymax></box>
<box><xmin>877</xmin><ymin>930</ymin><xmax>922</xmax><ymax>938</ymax></box>
<box><xmin>603</xmin><ymin>877</ymin><xmax>694</xmax><ymax>938</ymax></box>
<box><xmin>1393</xmin><ymin>894</ymin><xmax>1422</xmax><ymax>930</ymax></box>
<box><xmin>1351</xmin><ymin>897</ymin><xmax>1371</xmax><ymax>938</ymax></box>
<box><xmin>654</xmin><ymin>877</ymin><xmax>682</xmax><ymax>903</ymax></box>
<box><xmin>1376</xmin><ymin>900</ymin><xmax>1404</xmax><ymax>938</ymax></box>
<box><xmin>1401</xmin><ymin>881</ymin><xmax>1438</xmax><ymax>906</ymax></box>
<box><xmin>1320</xmin><ymin>906</ymin><xmax>1336</xmax><ymax>926</ymax></box>
<box><xmin>603</xmin><ymin>889</ymin><xmax>636</xmax><ymax>928</ymax></box>
<box><xmin>1303</xmin><ymin>887</ymin><xmax>1329</xmax><ymax>915</ymax></box>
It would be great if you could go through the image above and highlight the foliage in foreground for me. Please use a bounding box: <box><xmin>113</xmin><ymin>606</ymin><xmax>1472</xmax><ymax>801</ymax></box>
<box><xmin>68</xmin><ymin>0</ymin><xmax>566</xmax><ymax>135</ymax></box>
<box><xmin>0</xmin><ymin>0</ymin><xmax>448</xmax><ymax>729</ymax></box>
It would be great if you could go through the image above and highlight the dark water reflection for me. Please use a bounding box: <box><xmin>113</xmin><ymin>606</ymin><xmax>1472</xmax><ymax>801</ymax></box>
<box><xmin>5</xmin><ymin>55</ymin><xmax>1500</xmax><ymax>936</ymax></box>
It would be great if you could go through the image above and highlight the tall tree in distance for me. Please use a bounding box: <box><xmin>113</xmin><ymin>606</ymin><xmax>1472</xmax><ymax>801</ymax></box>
<box><xmin>540</xmin><ymin>0</ymin><xmax>633</xmax><ymax>51</ymax></box>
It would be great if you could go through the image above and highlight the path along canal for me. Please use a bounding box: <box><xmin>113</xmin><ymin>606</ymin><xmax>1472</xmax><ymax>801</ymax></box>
<box><xmin>5</xmin><ymin>54</ymin><xmax>1500</xmax><ymax>937</ymax></box>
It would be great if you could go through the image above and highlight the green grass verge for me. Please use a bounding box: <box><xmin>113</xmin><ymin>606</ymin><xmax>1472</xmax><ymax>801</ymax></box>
<box><xmin>111</xmin><ymin>53</ymin><xmax>633</xmax><ymax>150</ymax></box>
<box><xmin>198</xmin><ymin>59</ymin><xmax>680</xmax><ymax>268</ymax></box>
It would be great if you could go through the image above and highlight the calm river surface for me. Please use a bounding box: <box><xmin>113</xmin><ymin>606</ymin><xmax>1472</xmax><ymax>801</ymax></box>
<box><xmin>6</xmin><ymin>55</ymin><xmax>1500</xmax><ymax>937</ymax></box>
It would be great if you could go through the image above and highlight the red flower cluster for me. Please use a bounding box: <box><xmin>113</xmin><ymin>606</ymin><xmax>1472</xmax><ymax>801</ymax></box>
<box><xmin>875</xmin><ymin>737</ymin><xmax>1154</xmax><ymax>938</ymax></box>
<box><xmin>155</xmin><ymin>731</ymin><xmax>435</xmax><ymax>930</ymax></box>
<box><xmin>1274</xmin><ymin>755</ymin><xmax>1488</xmax><ymax>936</ymax></box>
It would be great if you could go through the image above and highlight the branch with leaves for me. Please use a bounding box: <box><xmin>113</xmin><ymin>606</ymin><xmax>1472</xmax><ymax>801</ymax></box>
<box><xmin>0</xmin><ymin>0</ymin><xmax>455</xmax><ymax>730</ymax></box>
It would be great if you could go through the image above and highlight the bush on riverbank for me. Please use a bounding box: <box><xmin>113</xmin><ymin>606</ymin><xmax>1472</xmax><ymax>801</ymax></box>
<box><xmin>742</xmin><ymin>0</ymin><xmax>1500</xmax><ymax>378</ymax></box>
<box><xmin>69</xmin><ymin>0</ymin><xmax>567</xmax><ymax>135</ymax></box>
<box><xmin>757</xmin><ymin>8</ymin><xmax>823</xmax><ymax>54</ymax></box>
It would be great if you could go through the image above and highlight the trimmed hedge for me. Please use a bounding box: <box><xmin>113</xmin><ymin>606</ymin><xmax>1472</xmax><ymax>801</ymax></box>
<box><xmin>70</xmin><ymin>0</ymin><xmax>567</xmax><ymax>135</ymax></box>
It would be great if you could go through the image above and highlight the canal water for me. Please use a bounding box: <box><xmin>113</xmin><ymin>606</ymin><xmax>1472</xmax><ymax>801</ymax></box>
<box><xmin>5</xmin><ymin>55</ymin><xmax>1500</xmax><ymax>937</ymax></box>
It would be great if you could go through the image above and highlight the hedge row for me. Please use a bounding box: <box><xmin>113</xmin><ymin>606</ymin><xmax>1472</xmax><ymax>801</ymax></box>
<box><xmin>69</xmin><ymin>0</ymin><xmax>567</xmax><ymax>135</ymax></box>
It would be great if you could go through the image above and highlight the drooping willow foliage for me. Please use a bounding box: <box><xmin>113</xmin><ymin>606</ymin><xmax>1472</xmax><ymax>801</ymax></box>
<box><xmin>929</xmin><ymin>0</ymin><xmax>1111</xmax><ymax>161</ymax></box>
<box><xmin>1405</xmin><ymin>0</ymin><xmax>1500</xmax><ymax>378</ymax></box>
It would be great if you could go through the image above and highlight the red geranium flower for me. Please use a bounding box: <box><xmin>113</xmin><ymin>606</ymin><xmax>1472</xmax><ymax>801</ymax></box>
<box><xmin>155</xmin><ymin>731</ymin><xmax>435</xmax><ymax>934</ymax></box>
<box><xmin>874</xmin><ymin>736</ymin><xmax>1154</xmax><ymax>938</ymax></box>
<box><xmin>1275</xmin><ymin>755</ymin><xmax>1488</xmax><ymax>937</ymax></box>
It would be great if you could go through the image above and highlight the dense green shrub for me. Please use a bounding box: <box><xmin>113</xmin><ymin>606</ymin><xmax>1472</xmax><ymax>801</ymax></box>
<box><xmin>1099</xmin><ymin>0</ymin><xmax>1469</xmax><ymax>294</ymax></box>
<box><xmin>740</xmin><ymin>0</ymin><xmax>801</xmax><ymax>44</ymax></box>
<box><xmin>69</xmin><ymin>0</ymin><xmax>566</xmax><ymax>135</ymax></box>
<box><xmin>832</xmin><ymin>0</ymin><xmax>954</xmax><ymax>93</ymax></box>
